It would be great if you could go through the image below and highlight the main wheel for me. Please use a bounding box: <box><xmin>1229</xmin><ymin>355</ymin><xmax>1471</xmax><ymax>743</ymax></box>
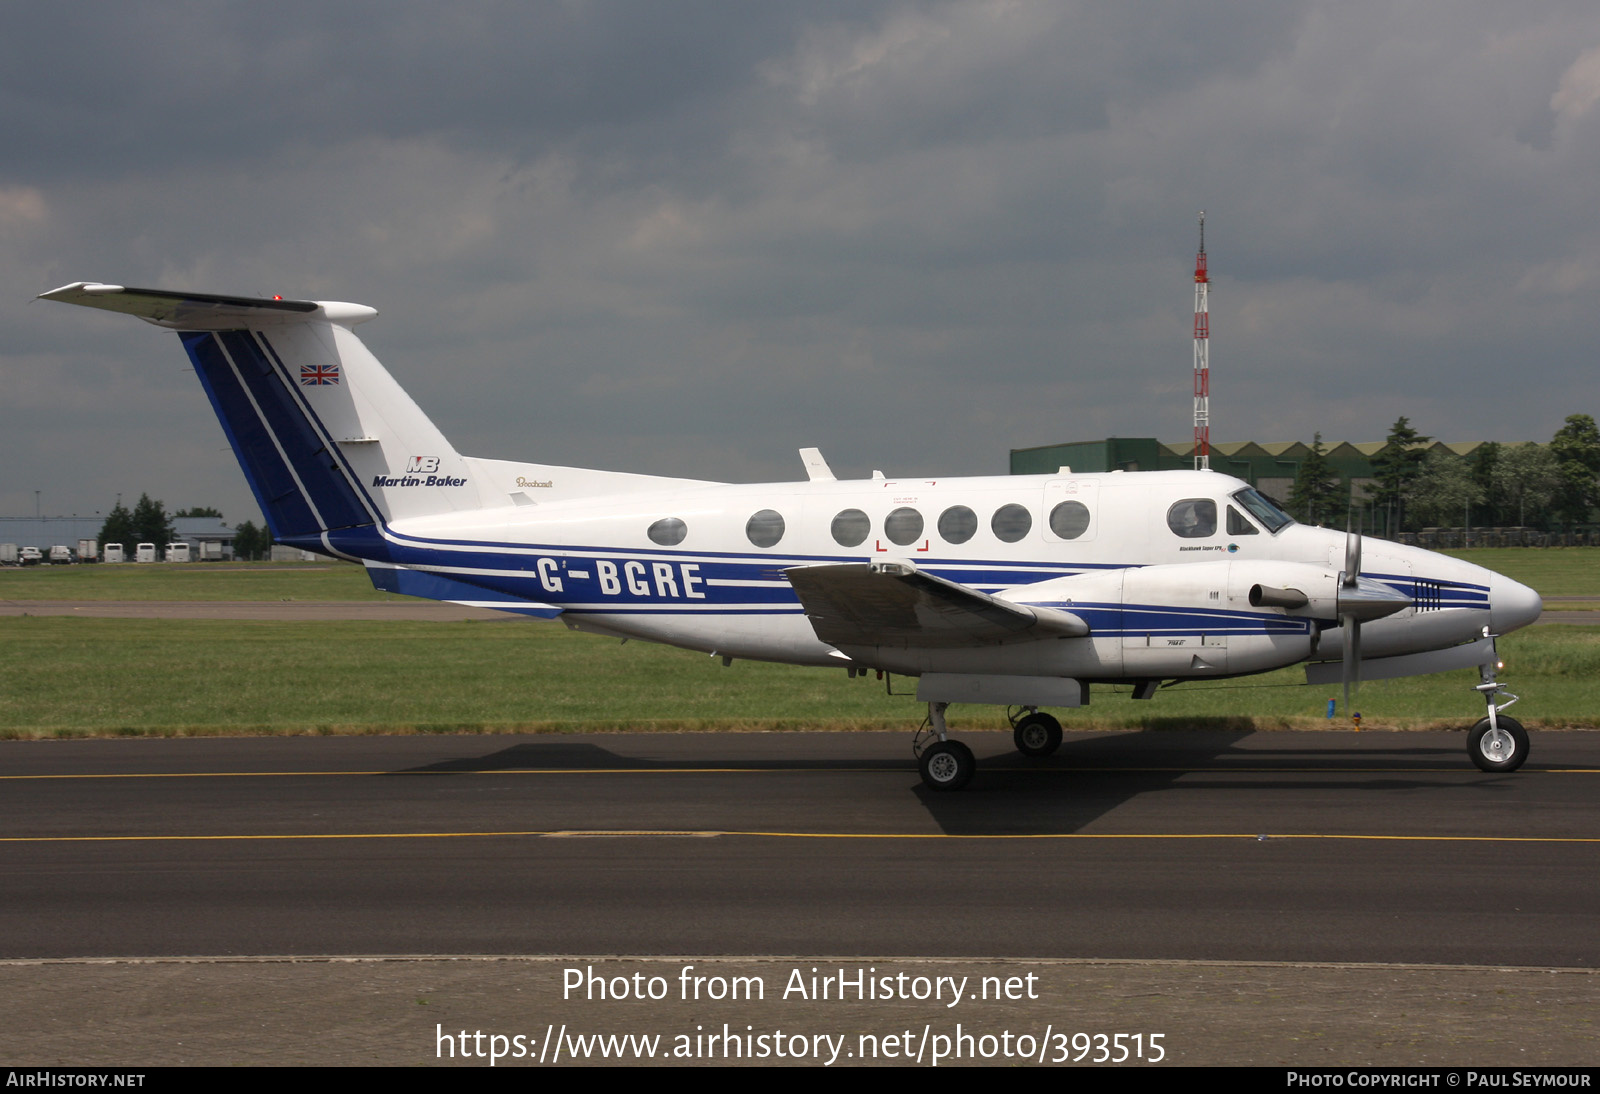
<box><xmin>1468</xmin><ymin>716</ymin><xmax>1529</xmax><ymax>773</ymax></box>
<box><xmin>1013</xmin><ymin>711</ymin><xmax>1063</xmax><ymax>758</ymax></box>
<box><xmin>919</xmin><ymin>740</ymin><xmax>976</xmax><ymax>791</ymax></box>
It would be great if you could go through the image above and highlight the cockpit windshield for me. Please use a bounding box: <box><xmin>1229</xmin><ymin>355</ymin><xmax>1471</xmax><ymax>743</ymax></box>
<box><xmin>1231</xmin><ymin>488</ymin><xmax>1293</xmax><ymax>534</ymax></box>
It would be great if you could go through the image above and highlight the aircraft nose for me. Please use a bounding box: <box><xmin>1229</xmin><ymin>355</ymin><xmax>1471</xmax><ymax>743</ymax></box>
<box><xmin>1489</xmin><ymin>576</ymin><xmax>1542</xmax><ymax>634</ymax></box>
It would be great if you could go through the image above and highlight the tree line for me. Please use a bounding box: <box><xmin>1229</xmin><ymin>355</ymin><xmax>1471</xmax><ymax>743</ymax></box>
<box><xmin>93</xmin><ymin>416</ymin><xmax>1600</xmax><ymax>556</ymax></box>
<box><xmin>1286</xmin><ymin>415</ymin><xmax>1600</xmax><ymax>535</ymax></box>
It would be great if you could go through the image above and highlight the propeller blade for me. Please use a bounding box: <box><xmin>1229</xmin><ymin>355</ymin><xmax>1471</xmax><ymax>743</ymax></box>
<box><xmin>1342</xmin><ymin>612</ymin><xmax>1361</xmax><ymax>713</ymax></box>
<box><xmin>1341</xmin><ymin>518</ymin><xmax>1366</xmax><ymax>714</ymax></box>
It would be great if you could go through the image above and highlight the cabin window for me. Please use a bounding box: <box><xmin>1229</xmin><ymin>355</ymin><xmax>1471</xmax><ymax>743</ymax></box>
<box><xmin>938</xmin><ymin>505</ymin><xmax>977</xmax><ymax>544</ymax></box>
<box><xmin>884</xmin><ymin>507</ymin><xmax>925</xmax><ymax>546</ymax></box>
<box><xmin>1167</xmin><ymin>498</ymin><xmax>1217</xmax><ymax>538</ymax></box>
<box><xmin>1226</xmin><ymin>505</ymin><xmax>1259</xmax><ymax>536</ymax></box>
<box><xmin>647</xmin><ymin>517</ymin><xmax>687</xmax><ymax>546</ymax></box>
<box><xmin>746</xmin><ymin>509</ymin><xmax>786</xmax><ymax>548</ymax></box>
<box><xmin>991</xmin><ymin>503</ymin><xmax>1032</xmax><ymax>543</ymax></box>
<box><xmin>831</xmin><ymin>509</ymin><xmax>870</xmax><ymax>548</ymax></box>
<box><xmin>1048</xmin><ymin>500</ymin><xmax>1091</xmax><ymax>540</ymax></box>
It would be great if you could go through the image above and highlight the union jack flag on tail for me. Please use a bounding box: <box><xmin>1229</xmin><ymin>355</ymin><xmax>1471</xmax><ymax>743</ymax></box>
<box><xmin>301</xmin><ymin>362</ymin><xmax>340</xmax><ymax>386</ymax></box>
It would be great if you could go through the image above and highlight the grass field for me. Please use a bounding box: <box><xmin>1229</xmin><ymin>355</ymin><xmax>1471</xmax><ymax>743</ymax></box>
<box><xmin>2</xmin><ymin>552</ymin><xmax>1594</xmax><ymax>737</ymax></box>
<box><xmin>0</xmin><ymin>560</ymin><xmax>384</xmax><ymax>601</ymax></box>
<box><xmin>1438</xmin><ymin>547</ymin><xmax>1600</xmax><ymax>596</ymax></box>
<box><xmin>1</xmin><ymin>616</ymin><xmax>1591</xmax><ymax>738</ymax></box>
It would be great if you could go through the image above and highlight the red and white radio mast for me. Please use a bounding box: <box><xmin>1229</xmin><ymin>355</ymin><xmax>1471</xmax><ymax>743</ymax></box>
<box><xmin>1192</xmin><ymin>212</ymin><xmax>1210</xmax><ymax>471</ymax></box>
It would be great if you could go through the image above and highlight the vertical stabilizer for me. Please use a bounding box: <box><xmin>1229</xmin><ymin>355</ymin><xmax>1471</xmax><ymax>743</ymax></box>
<box><xmin>39</xmin><ymin>283</ymin><xmax>482</xmax><ymax>556</ymax></box>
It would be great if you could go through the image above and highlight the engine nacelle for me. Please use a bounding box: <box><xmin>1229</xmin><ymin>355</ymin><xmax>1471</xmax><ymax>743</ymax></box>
<box><xmin>999</xmin><ymin>559</ymin><xmax>1389</xmax><ymax>678</ymax></box>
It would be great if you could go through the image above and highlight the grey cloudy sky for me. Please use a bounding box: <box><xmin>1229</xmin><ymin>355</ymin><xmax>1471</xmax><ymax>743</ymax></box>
<box><xmin>4</xmin><ymin>1</ymin><xmax>1598</xmax><ymax>525</ymax></box>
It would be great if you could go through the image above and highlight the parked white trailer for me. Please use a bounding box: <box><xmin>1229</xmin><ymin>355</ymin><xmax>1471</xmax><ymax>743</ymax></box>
<box><xmin>103</xmin><ymin>543</ymin><xmax>125</xmax><ymax>563</ymax></box>
<box><xmin>0</xmin><ymin>544</ymin><xmax>17</xmax><ymax>566</ymax></box>
<box><xmin>134</xmin><ymin>543</ymin><xmax>157</xmax><ymax>563</ymax></box>
<box><xmin>48</xmin><ymin>545</ymin><xmax>74</xmax><ymax>565</ymax></box>
<box><xmin>164</xmin><ymin>542</ymin><xmax>191</xmax><ymax>563</ymax></box>
<box><xmin>77</xmin><ymin>539</ymin><xmax>98</xmax><ymax>563</ymax></box>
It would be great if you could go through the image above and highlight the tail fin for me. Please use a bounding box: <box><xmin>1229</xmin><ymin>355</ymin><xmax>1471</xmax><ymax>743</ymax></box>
<box><xmin>40</xmin><ymin>283</ymin><xmax>481</xmax><ymax>557</ymax></box>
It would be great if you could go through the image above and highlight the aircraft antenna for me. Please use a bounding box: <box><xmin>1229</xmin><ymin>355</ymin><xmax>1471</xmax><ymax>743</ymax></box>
<box><xmin>1192</xmin><ymin>212</ymin><xmax>1210</xmax><ymax>471</ymax></box>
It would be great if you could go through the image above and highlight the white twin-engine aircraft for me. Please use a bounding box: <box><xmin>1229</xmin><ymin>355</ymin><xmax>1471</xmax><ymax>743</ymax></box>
<box><xmin>43</xmin><ymin>283</ymin><xmax>1544</xmax><ymax>790</ymax></box>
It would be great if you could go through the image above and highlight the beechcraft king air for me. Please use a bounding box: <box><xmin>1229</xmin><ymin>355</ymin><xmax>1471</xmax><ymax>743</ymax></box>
<box><xmin>41</xmin><ymin>282</ymin><xmax>1545</xmax><ymax>790</ymax></box>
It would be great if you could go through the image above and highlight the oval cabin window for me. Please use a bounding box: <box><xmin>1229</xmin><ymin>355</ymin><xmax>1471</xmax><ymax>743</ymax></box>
<box><xmin>831</xmin><ymin>509</ymin><xmax>870</xmax><ymax>548</ymax></box>
<box><xmin>647</xmin><ymin>517</ymin><xmax>687</xmax><ymax>546</ymax></box>
<box><xmin>746</xmin><ymin>509</ymin><xmax>786</xmax><ymax>548</ymax></box>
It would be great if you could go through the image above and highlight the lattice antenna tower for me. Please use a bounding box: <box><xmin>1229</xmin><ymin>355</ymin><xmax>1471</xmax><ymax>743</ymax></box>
<box><xmin>1192</xmin><ymin>212</ymin><xmax>1210</xmax><ymax>471</ymax></box>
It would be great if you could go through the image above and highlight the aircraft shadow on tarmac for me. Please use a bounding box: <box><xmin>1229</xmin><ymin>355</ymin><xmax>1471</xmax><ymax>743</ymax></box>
<box><xmin>374</xmin><ymin>729</ymin><xmax>1510</xmax><ymax>831</ymax></box>
<box><xmin>390</xmin><ymin>740</ymin><xmax>913</xmax><ymax>774</ymax></box>
<box><xmin>364</xmin><ymin>730</ymin><xmax>1513</xmax><ymax>836</ymax></box>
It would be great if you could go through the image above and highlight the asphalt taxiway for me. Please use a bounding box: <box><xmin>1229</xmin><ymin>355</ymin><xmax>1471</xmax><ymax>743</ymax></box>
<box><xmin>5</xmin><ymin>729</ymin><xmax>1597</xmax><ymax>1066</ymax></box>
<box><xmin>3</xmin><ymin>729</ymin><xmax>1595</xmax><ymax>965</ymax></box>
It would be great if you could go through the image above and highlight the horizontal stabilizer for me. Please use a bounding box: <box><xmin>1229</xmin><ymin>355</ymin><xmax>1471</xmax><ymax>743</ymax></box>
<box><xmin>785</xmin><ymin>560</ymin><xmax>1088</xmax><ymax>649</ymax></box>
<box><xmin>38</xmin><ymin>282</ymin><xmax>375</xmax><ymax>329</ymax></box>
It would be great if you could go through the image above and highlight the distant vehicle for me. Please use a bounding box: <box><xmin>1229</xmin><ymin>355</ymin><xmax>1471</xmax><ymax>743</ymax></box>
<box><xmin>77</xmin><ymin>538</ymin><xmax>98</xmax><ymax>563</ymax></box>
<box><xmin>47</xmin><ymin>545</ymin><xmax>74</xmax><ymax>565</ymax></box>
<box><xmin>134</xmin><ymin>543</ymin><xmax>157</xmax><ymax>563</ymax></box>
<box><xmin>198</xmin><ymin>540</ymin><xmax>224</xmax><ymax>561</ymax></box>
<box><xmin>19</xmin><ymin>546</ymin><xmax>42</xmax><ymax>566</ymax></box>
<box><xmin>103</xmin><ymin>543</ymin><xmax>125</xmax><ymax>563</ymax></box>
<box><xmin>0</xmin><ymin>544</ymin><xmax>17</xmax><ymax>566</ymax></box>
<box><xmin>164</xmin><ymin>542</ymin><xmax>191</xmax><ymax>563</ymax></box>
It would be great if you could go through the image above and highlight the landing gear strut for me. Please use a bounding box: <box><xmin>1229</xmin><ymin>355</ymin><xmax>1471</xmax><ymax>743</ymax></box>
<box><xmin>1469</xmin><ymin>641</ymin><xmax>1528</xmax><ymax>773</ymax></box>
<box><xmin>914</xmin><ymin>701</ymin><xmax>976</xmax><ymax>791</ymax></box>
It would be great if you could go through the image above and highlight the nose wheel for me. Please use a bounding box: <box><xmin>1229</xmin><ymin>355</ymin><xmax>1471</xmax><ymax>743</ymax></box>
<box><xmin>1469</xmin><ymin>716</ymin><xmax>1528</xmax><ymax>773</ymax></box>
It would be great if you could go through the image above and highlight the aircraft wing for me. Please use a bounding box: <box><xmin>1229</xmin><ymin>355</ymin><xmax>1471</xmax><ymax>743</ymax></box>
<box><xmin>784</xmin><ymin>561</ymin><xmax>1089</xmax><ymax>649</ymax></box>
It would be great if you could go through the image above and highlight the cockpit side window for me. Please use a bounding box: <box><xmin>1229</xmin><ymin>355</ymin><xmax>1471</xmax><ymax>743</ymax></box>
<box><xmin>1167</xmin><ymin>498</ymin><xmax>1217</xmax><ymax>538</ymax></box>
<box><xmin>1226</xmin><ymin>505</ymin><xmax>1259</xmax><ymax>535</ymax></box>
<box><xmin>1231</xmin><ymin>488</ymin><xmax>1293</xmax><ymax>534</ymax></box>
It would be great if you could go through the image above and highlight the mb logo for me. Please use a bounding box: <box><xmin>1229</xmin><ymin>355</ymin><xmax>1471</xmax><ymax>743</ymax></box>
<box><xmin>407</xmin><ymin>456</ymin><xmax>441</xmax><ymax>473</ymax></box>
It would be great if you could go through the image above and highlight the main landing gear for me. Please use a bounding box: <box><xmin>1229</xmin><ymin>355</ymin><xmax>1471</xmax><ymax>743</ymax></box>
<box><xmin>1011</xmin><ymin>708</ymin><xmax>1063</xmax><ymax>758</ymax></box>
<box><xmin>913</xmin><ymin>702</ymin><xmax>976</xmax><ymax>791</ymax></box>
<box><xmin>913</xmin><ymin>703</ymin><xmax>1066</xmax><ymax>790</ymax></box>
<box><xmin>1468</xmin><ymin>646</ymin><xmax>1528</xmax><ymax>773</ymax></box>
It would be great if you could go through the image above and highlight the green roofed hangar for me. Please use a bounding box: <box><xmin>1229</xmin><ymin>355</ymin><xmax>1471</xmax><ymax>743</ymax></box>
<box><xmin>1010</xmin><ymin>437</ymin><xmax>1494</xmax><ymax>503</ymax></box>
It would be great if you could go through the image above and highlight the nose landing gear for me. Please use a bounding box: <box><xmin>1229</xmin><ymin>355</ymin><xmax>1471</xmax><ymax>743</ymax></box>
<box><xmin>1468</xmin><ymin>640</ymin><xmax>1527</xmax><ymax>773</ymax></box>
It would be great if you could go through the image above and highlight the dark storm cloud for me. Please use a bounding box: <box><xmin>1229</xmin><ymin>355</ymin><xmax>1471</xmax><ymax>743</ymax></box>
<box><xmin>3</xmin><ymin>3</ymin><xmax>839</xmax><ymax>187</ymax></box>
<box><xmin>4</xmin><ymin>1</ymin><xmax>1600</xmax><ymax>523</ymax></box>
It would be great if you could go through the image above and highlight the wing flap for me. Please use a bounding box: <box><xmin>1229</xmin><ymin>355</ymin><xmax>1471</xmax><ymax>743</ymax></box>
<box><xmin>785</xmin><ymin>561</ymin><xmax>1088</xmax><ymax>649</ymax></box>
